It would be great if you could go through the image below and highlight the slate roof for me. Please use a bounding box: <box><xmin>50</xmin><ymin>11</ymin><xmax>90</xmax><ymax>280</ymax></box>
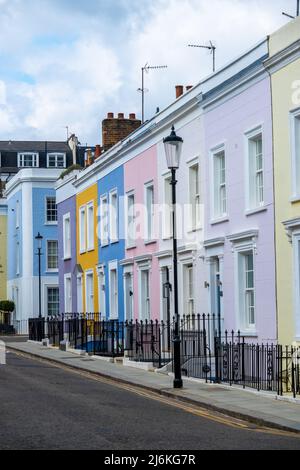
<box><xmin>0</xmin><ymin>141</ymin><xmax>71</xmax><ymax>153</ymax></box>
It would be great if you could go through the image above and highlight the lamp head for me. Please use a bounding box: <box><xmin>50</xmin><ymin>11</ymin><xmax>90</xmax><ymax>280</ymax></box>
<box><xmin>163</xmin><ymin>125</ymin><xmax>183</xmax><ymax>170</ymax></box>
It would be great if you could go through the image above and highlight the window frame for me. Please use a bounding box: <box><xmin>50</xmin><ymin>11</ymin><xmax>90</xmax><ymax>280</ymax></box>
<box><xmin>211</xmin><ymin>145</ymin><xmax>227</xmax><ymax>221</ymax></box>
<box><xmin>100</xmin><ymin>194</ymin><xmax>109</xmax><ymax>247</ymax></box>
<box><xmin>86</xmin><ymin>201</ymin><xmax>94</xmax><ymax>252</ymax></box>
<box><xmin>17</xmin><ymin>152</ymin><xmax>39</xmax><ymax>168</ymax></box>
<box><xmin>46</xmin><ymin>239</ymin><xmax>58</xmax><ymax>272</ymax></box>
<box><xmin>290</xmin><ymin>108</ymin><xmax>300</xmax><ymax>200</ymax></box>
<box><xmin>245</xmin><ymin>126</ymin><xmax>264</xmax><ymax>211</ymax></box>
<box><xmin>109</xmin><ymin>189</ymin><xmax>119</xmax><ymax>244</ymax></box>
<box><xmin>63</xmin><ymin>212</ymin><xmax>71</xmax><ymax>260</ymax></box>
<box><xmin>79</xmin><ymin>205</ymin><xmax>87</xmax><ymax>253</ymax></box>
<box><xmin>235</xmin><ymin>245</ymin><xmax>256</xmax><ymax>333</ymax></box>
<box><xmin>45</xmin><ymin>196</ymin><xmax>57</xmax><ymax>225</ymax></box>
<box><xmin>47</xmin><ymin>153</ymin><xmax>66</xmax><ymax>168</ymax></box>
<box><xmin>47</xmin><ymin>286</ymin><xmax>59</xmax><ymax>316</ymax></box>
<box><xmin>188</xmin><ymin>161</ymin><xmax>200</xmax><ymax>231</ymax></box>
<box><xmin>126</xmin><ymin>191</ymin><xmax>136</xmax><ymax>249</ymax></box>
<box><xmin>144</xmin><ymin>181</ymin><xmax>155</xmax><ymax>243</ymax></box>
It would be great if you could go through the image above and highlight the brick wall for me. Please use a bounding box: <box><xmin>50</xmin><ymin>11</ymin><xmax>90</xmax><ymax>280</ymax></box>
<box><xmin>102</xmin><ymin>113</ymin><xmax>141</xmax><ymax>152</ymax></box>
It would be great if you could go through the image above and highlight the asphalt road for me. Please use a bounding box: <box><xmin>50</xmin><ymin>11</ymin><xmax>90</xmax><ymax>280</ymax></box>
<box><xmin>0</xmin><ymin>352</ymin><xmax>300</xmax><ymax>450</ymax></box>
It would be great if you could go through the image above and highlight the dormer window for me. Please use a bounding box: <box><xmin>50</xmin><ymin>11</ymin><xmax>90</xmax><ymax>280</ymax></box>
<box><xmin>18</xmin><ymin>153</ymin><xmax>39</xmax><ymax>168</ymax></box>
<box><xmin>47</xmin><ymin>153</ymin><xmax>66</xmax><ymax>168</ymax></box>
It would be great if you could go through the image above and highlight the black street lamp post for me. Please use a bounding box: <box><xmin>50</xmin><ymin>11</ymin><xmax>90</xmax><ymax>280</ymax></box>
<box><xmin>35</xmin><ymin>232</ymin><xmax>43</xmax><ymax>319</ymax></box>
<box><xmin>163</xmin><ymin>126</ymin><xmax>183</xmax><ymax>389</ymax></box>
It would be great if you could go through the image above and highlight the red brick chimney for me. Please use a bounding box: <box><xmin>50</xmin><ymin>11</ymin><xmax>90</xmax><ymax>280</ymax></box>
<box><xmin>102</xmin><ymin>113</ymin><xmax>142</xmax><ymax>152</ymax></box>
<box><xmin>175</xmin><ymin>85</ymin><xmax>184</xmax><ymax>99</ymax></box>
<box><xmin>94</xmin><ymin>145</ymin><xmax>102</xmax><ymax>159</ymax></box>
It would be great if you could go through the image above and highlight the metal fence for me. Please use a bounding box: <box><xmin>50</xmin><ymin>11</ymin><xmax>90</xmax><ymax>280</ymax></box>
<box><xmin>126</xmin><ymin>319</ymin><xmax>172</xmax><ymax>368</ymax></box>
<box><xmin>28</xmin><ymin>314</ymin><xmax>300</xmax><ymax>397</ymax></box>
<box><xmin>28</xmin><ymin>317</ymin><xmax>45</xmax><ymax>342</ymax></box>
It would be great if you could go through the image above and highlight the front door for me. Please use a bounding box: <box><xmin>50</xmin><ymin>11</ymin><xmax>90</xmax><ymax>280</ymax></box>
<box><xmin>162</xmin><ymin>267</ymin><xmax>171</xmax><ymax>351</ymax></box>
<box><xmin>211</xmin><ymin>257</ymin><xmax>223</xmax><ymax>336</ymax></box>
<box><xmin>125</xmin><ymin>273</ymin><xmax>133</xmax><ymax>321</ymax></box>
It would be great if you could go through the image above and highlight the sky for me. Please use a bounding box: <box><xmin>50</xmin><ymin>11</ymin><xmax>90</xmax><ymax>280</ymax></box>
<box><xmin>0</xmin><ymin>0</ymin><xmax>297</xmax><ymax>145</ymax></box>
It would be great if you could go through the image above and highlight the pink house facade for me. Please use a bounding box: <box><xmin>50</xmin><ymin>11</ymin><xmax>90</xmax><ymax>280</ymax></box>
<box><xmin>122</xmin><ymin>145</ymin><xmax>160</xmax><ymax>321</ymax></box>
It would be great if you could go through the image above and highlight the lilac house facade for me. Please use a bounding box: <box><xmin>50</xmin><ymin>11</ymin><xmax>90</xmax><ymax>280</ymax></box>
<box><xmin>57</xmin><ymin>173</ymin><xmax>78</xmax><ymax>313</ymax></box>
<box><xmin>202</xmin><ymin>39</ymin><xmax>277</xmax><ymax>342</ymax></box>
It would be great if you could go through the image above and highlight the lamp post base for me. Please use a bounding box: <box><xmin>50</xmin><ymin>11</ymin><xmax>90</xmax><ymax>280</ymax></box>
<box><xmin>173</xmin><ymin>378</ymin><xmax>183</xmax><ymax>389</ymax></box>
<box><xmin>173</xmin><ymin>333</ymin><xmax>183</xmax><ymax>389</ymax></box>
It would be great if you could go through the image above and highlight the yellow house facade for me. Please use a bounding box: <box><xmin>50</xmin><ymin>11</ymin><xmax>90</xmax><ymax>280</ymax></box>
<box><xmin>265</xmin><ymin>17</ymin><xmax>300</xmax><ymax>344</ymax></box>
<box><xmin>76</xmin><ymin>183</ymin><xmax>99</xmax><ymax>313</ymax></box>
<box><xmin>0</xmin><ymin>200</ymin><xmax>7</xmax><ymax>302</ymax></box>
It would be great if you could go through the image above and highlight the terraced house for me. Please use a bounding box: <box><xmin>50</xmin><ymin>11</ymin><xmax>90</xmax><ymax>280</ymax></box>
<box><xmin>55</xmin><ymin>19</ymin><xmax>300</xmax><ymax>348</ymax></box>
<box><xmin>4</xmin><ymin>139</ymin><xmax>89</xmax><ymax>333</ymax></box>
<box><xmin>264</xmin><ymin>16</ymin><xmax>300</xmax><ymax>345</ymax></box>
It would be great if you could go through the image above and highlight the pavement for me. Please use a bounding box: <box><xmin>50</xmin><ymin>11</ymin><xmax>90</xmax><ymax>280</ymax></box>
<box><xmin>4</xmin><ymin>339</ymin><xmax>300</xmax><ymax>435</ymax></box>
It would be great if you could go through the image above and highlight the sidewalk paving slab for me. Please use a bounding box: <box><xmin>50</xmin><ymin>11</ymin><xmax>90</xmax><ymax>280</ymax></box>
<box><xmin>5</xmin><ymin>340</ymin><xmax>300</xmax><ymax>434</ymax></box>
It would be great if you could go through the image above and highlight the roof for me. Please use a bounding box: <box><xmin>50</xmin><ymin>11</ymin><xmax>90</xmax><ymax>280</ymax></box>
<box><xmin>0</xmin><ymin>141</ymin><xmax>71</xmax><ymax>153</ymax></box>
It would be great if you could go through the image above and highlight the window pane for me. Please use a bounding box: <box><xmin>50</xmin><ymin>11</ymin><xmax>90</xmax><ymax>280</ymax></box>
<box><xmin>47</xmin><ymin>241</ymin><xmax>58</xmax><ymax>270</ymax></box>
<box><xmin>46</xmin><ymin>197</ymin><xmax>57</xmax><ymax>222</ymax></box>
<box><xmin>48</xmin><ymin>287</ymin><xmax>59</xmax><ymax>316</ymax></box>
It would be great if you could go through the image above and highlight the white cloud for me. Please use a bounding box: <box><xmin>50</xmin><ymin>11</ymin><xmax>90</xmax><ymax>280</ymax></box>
<box><xmin>0</xmin><ymin>81</ymin><xmax>6</xmax><ymax>105</ymax></box>
<box><xmin>0</xmin><ymin>0</ymin><xmax>296</xmax><ymax>143</ymax></box>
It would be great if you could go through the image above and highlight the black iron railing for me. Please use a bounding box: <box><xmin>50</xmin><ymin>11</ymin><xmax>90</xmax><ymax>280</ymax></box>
<box><xmin>125</xmin><ymin>319</ymin><xmax>172</xmax><ymax>368</ymax></box>
<box><xmin>28</xmin><ymin>314</ymin><xmax>300</xmax><ymax>397</ymax></box>
<box><xmin>28</xmin><ymin>317</ymin><xmax>45</xmax><ymax>342</ymax></box>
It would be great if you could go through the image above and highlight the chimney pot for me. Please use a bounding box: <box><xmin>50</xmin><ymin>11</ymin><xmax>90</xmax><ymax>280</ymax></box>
<box><xmin>129</xmin><ymin>113</ymin><xmax>136</xmax><ymax>120</ymax></box>
<box><xmin>94</xmin><ymin>145</ymin><xmax>102</xmax><ymax>159</ymax></box>
<box><xmin>118</xmin><ymin>113</ymin><xmax>124</xmax><ymax>119</ymax></box>
<box><xmin>107</xmin><ymin>112</ymin><xmax>114</xmax><ymax>119</ymax></box>
<box><xmin>175</xmin><ymin>85</ymin><xmax>184</xmax><ymax>99</ymax></box>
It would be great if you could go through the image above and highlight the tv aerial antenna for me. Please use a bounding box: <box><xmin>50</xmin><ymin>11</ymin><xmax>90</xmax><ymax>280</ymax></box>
<box><xmin>188</xmin><ymin>41</ymin><xmax>216</xmax><ymax>73</ymax></box>
<box><xmin>282</xmin><ymin>0</ymin><xmax>299</xmax><ymax>19</ymax></box>
<box><xmin>137</xmin><ymin>63</ymin><xmax>168</xmax><ymax>123</ymax></box>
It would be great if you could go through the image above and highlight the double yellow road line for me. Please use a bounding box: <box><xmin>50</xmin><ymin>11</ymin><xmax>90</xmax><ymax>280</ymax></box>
<box><xmin>9</xmin><ymin>349</ymin><xmax>300</xmax><ymax>438</ymax></box>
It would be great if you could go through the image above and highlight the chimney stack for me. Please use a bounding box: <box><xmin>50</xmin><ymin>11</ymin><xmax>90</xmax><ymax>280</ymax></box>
<box><xmin>175</xmin><ymin>85</ymin><xmax>184</xmax><ymax>99</ymax></box>
<box><xmin>94</xmin><ymin>145</ymin><xmax>102</xmax><ymax>159</ymax></box>
<box><xmin>102</xmin><ymin>113</ymin><xmax>142</xmax><ymax>152</ymax></box>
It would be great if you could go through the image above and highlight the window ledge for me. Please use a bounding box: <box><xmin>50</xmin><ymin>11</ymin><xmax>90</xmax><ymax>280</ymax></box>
<box><xmin>126</xmin><ymin>244</ymin><xmax>136</xmax><ymax>250</ymax></box>
<box><xmin>46</xmin><ymin>270</ymin><xmax>59</xmax><ymax>274</ymax></box>
<box><xmin>45</xmin><ymin>222</ymin><xmax>58</xmax><ymax>226</ymax></box>
<box><xmin>239</xmin><ymin>331</ymin><xmax>258</xmax><ymax>337</ymax></box>
<box><xmin>145</xmin><ymin>239</ymin><xmax>156</xmax><ymax>246</ymax></box>
<box><xmin>110</xmin><ymin>239</ymin><xmax>119</xmax><ymax>245</ymax></box>
<box><xmin>187</xmin><ymin>227</ymin><xmax>203</xmax><ymax>234</ymax></box>
<box><xmin>210</xmin><ymin>216</ymin><xmax>229</xmax><ymax>226</ymax></box>
<box><xmin>87</xmin><ymin>247</ymin><xmax>95</xmax><ymax>253</ymax></box>
<box><xmin>79</xmin><ymin>250</ymin><xmax>87</xmax><ymax>255</ymax></box>
<box><xmin>245</xmin><ymin>206</ymin><xmax>267</xmax><ymax>216</ymax></box>
<box><xmin>63</xmin><ymin>257</ymin><xmax>71</xmax><ymax>261</ymax></box>
<box><xmin>101</xmin><ymin>242</ymin><xmax>109</xmax><ymax>248</ymax></box>
<box><xmin>290</xmin><ymin>196</ymin><xmax>300</xmax><ymax>204</ymax></box>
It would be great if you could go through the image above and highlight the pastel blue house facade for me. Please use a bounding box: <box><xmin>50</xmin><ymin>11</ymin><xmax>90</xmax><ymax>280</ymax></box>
<box><xmin>97</xmin><ymin>165</ymin><xmax>125</xmax><ymax>320</ymax></box>
<box><xmin>6</xmin><ymin>169</ymin><xmax>61</xmax><ymax>333</ymax></box>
